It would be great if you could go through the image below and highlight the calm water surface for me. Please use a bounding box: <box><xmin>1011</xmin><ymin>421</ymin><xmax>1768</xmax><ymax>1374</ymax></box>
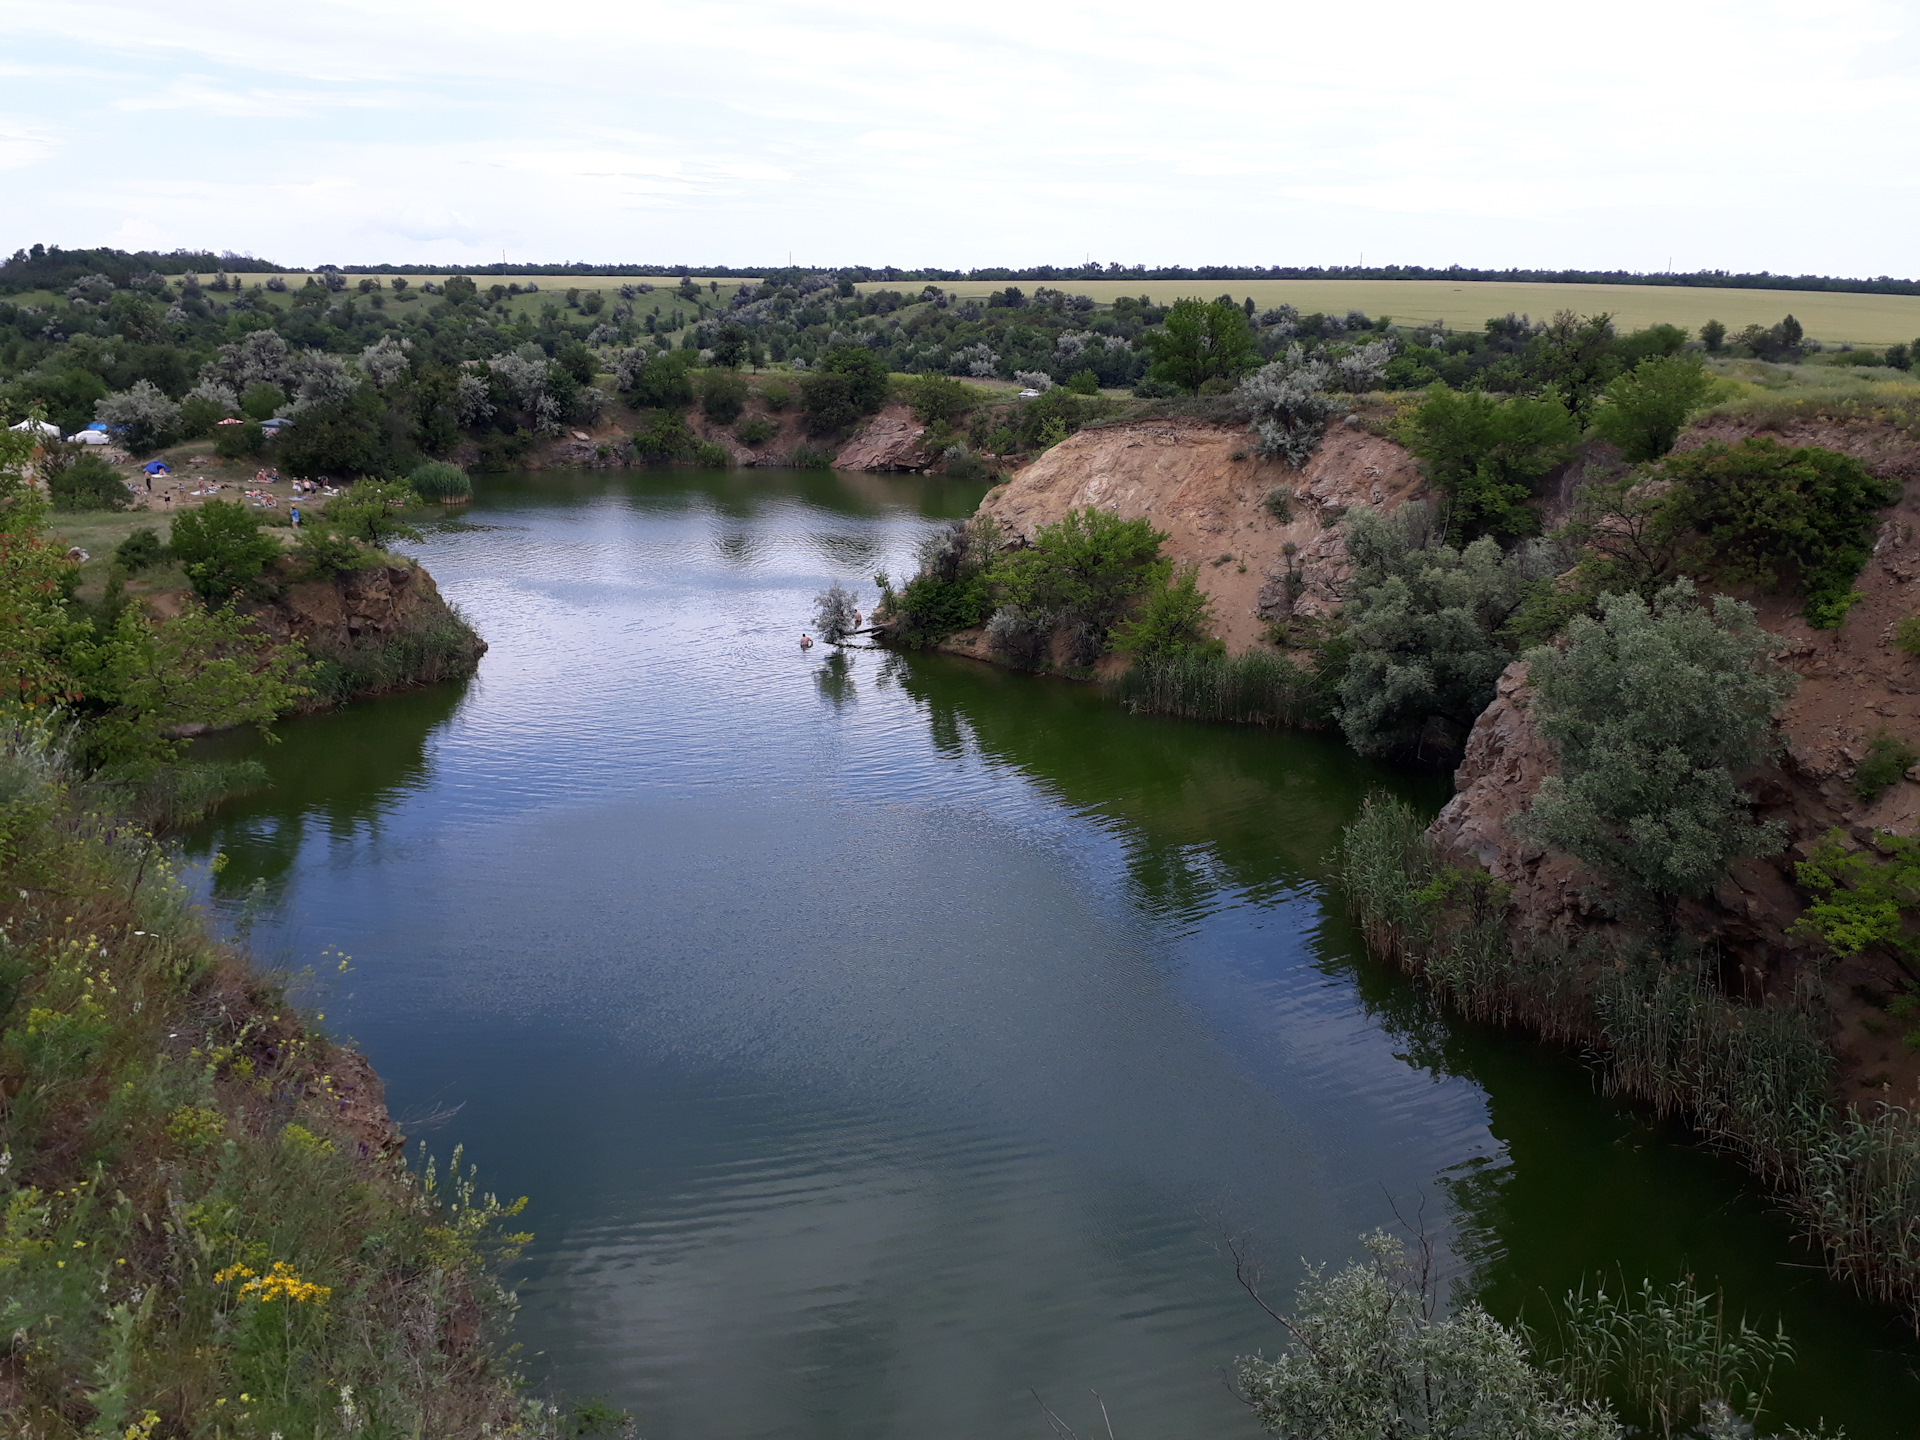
<box><xmin>188</xmin><ymin>467</ymin><xmax>1920</xmax><ymax>1438</ymax></box>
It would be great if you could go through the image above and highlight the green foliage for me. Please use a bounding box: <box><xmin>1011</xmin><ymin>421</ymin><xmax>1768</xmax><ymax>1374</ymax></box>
<box><xmin>734</xmin><ymin>415</ymin><xmax>776</xmax><ymax>446</ymax></box>
<box><xmin>1533</xmin><ymin>310</ymin><xmax>1627</xmax><ymax>423</ymax></box>
<box><xmin>1334</xmin><ymin>502</ymin><xmax>1554</xmax><ymax>759</ymax></box>
<box><xmin>624</xmin><ymin>350</ymin><xmax>696</xmax><ymax>408</ymax></box>
<box><xmin>998</xmin><ymin>507</ymin><xmax>1166</xmax><ymax>662</ymax></box>
<box><xmin>1064</xmin><ymin>368</ymin><xmax>1100</xmax><ymax>396</ymax></box>
<box><xmin>817</xmin><ymin>346</ymin><xmax>890</xmax><ymax>413</ymax></box>
<box><xmin>1852</xmin><ymin>728</ymin><xmax>1916</xmax><ymax>803</ymax></box>
<box><xmin>812</xmin><ymin>581</ymin><xmax>859</xmax><ymax>642</ymax></box>
<box><xmin>1589</xmin><ymin>355</ymin><xmax>1714</xmax><ymax>462</ymax></box>
<box><xmin>1793</xmin><ymin>827</ymin><xmax>1920</xmax><ymax>963</ymax></box>
<box><xmin>276</xmin><ymin>386</ymin><xmax>393</xmax><ymax>478</ymax></box>
<box><xmin>213</xmin><ymin>419</ymin><xmax>266</xmax><ymax>458</ymax></box>
<box><xmin>324</xmin><ymin>480</ymin><xmax>424</xmax><ymax>550</ymax></box>
<box><xmin>888</xmin><ymin>517</ymin><xmax>1000</xmax><ymax>647</ymax></box>
<box><xmin>1115</xmin><ymin>648</ymin><xmax>1328</xmax><ymax>729</ymax></box>
<box><xmin>291</xmin><ymin>524</ymin><xmax>369</xmax><ymax>578</ymax></box>
<box><xmin>1010</xmin><ymin>387</ymin><xmax>1092</xmax><ymax>451</ymax></box>
<box><xmin>1700</xmin><ymin>320</ymin><xmax>1727</xmax><ymax>354</ymax></box>
<box><xmin>1262</xmin><ymin>487</ymin><xmax>1293</xmax><ymax>522</ymax></box>
<box><xmin>113</xmin><ymin>528</ymin><xmax>165</xmax><ymax>573</ymax></box>
<box><xmin>169</xmin><ymin>500</ymin><xmax>282</xmax><ymax>602</ymax></box>
<box><xmin>633</xmin><ymin>409</ymin><xmax>692</xmax><ymax>460</ymax></box>
<box><xmin>691</xmin><ymin>440</ymin><xmax>728</xmax><ymax>467</ymax></box>
<box><xmin>905</xmin><ymin>373</ymin><xmax>974</xmax><ymax>424</ymax></box>
<box><xmin>1111</xmin><ymin>563</ymin><xmax>1221</xmax><ymax>659</ymax></box>
<box><xmin>1140</xmin><ymin>297</ymin><xmax>1257</xmax><ymax>393</ymax></box>
<box><xmin>1519</xmin><ymin>582</ymin><xmax>1796</xmax><ymax>912</ymax></box>
<box><xmin>47</xmin><ymin>454</ymin><xmax>129</xmax><ymax>512</ymax></box>
<box><xmin>800</xmin><ymin>370</ymin><xmax>860</xmax><ymax>436</ymax></box>
<box><xmin>1405</xmin><ymin>386</ymin><xmax>1580</xmax><ymax>541</ymax></box>
<box><xmin>299</xmin><ymin>601</ymin><xmax>483</xmax><ymax>705</ymax></box>
<box><xmin>1662</xmin><ymin>438</ymin><xmax>1898</xmax><ymax>629</ymax></box>
<box><xmin>240</xmin><ymin>381</ymin><xmax>284</xmax><ymax>420</ymax></box>
<box><xmin>758</xmin><ymin>377</ymin><xmax>794</xmax><ymax>412</ymax></box>
<box><xmin>408</xmin><ymin>459</ymin><xmax>472</xmax><ymax>501</ymax></box>
<box><xmin>699</xmin><ymin>367</ymin><xmax>748</xmax><ymax>424</ymax></box>
<box><xmin>1237</xmin><ymin>1232</ymin><xmax>1619</xmax><ymax>1440</ymax></box>
<box><xmin>1893</xmin><ymin>614</ymin><xmax>1920</xmax><ymax>656</ymax></box>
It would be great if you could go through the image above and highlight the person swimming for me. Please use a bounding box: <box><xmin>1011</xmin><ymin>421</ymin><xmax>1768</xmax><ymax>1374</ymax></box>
<box><xmin>800</xmin><ymin>634</ymin><xmax>814</xmax><ymax>649</ymax></box>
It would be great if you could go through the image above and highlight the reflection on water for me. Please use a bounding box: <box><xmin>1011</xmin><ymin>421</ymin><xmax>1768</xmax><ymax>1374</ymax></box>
<box><xmin>185</xmin><ymin>467</ymin><xmax>1919</xmax><ymax>1439</ymax></box>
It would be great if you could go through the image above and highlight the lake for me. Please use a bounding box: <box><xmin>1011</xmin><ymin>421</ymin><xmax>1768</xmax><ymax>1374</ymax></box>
<box><xmin>187</xmin><ymin>466</ymin><xmax>1920</xmax><ymax>1438</ymax></box>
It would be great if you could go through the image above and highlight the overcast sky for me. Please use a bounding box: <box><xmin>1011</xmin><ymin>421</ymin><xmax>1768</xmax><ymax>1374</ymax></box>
<box><xmin>5</xmin><ymin>0</ymin><xmax>1916</xmax><ymax>275</ymax></box>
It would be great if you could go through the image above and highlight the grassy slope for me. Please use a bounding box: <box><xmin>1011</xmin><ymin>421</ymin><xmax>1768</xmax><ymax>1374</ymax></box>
<box><xmin>0</xmin><ymin>728</ymin><xmax>550</xmax><ymax>1437</ymax></box>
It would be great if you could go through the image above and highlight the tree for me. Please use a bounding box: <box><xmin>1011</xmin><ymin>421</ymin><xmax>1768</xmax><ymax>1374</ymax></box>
<box><xmin>1111</xmin><ymin>563</ymin><xmax>1221</xmax><ymax>659</ymax></box>
<box><xmin>699</xmin><ymin>368</ymin><xmax>748</xmax><ymax>423</ymax></box>
<box><xmin>169</xmin><ymin>500</ymin><xmax>282</xmax><ymax>602</ymax></box>
<box><xmin>94</xmin><ymin>378</ymin><xmax>180</xmax><ymax>455</ymax></box>
<box><xmin>1334</xmin><ymin>502</ymin><xmax>1555</xmax><ymax>759</ymax></box>
<box><xmin>1235</xmin><ymin>1232</ymin><xmax>1620</xmax><ymax>1440</ymax></box>
<box><xmin>276</xmin><ymin>386</ymin><xmax>394</xmax><ymax>478</ymax></box>
<box><xmin>1405</xmin><ymin>387</ymin><xmax>1579</xmax><ymax>542</ymax></box>
<box><xmin>801</xmin><ymin>370</ymin><xmax>860</xmax><ymax>436</ymax></box>
<box><xmin>1588</xmin><ymin>354</ymin><xmax>1713</xmax><ymax>463</ymax></box>
<box><xmin>818</xmin><ymin>346</ymin><xmax>890</xmax><ymax>414</ymax></box>
<box><xmin>47</xmin><ymin>453</ymin><xmax>130</xmax><ymax>512</ymax></box>
<box><xmin>1529</xmin><ymin>311</ymin><xmax>1619</xmax><ymax>422</ymax></box>
<box><xmin>324</xmin><ymin>480</ymin><xmax>423</xmax><ymax>551</ymax></box>
<box><xmin>1140</xmin><ymin>298</ymin><xmax>1257</xmax><ymax>393</ymax></box>
<box><xmin>999</xmin><ymin>507</ymin><xmax>1166</xmax><ymax>663</ymax></box>
<box><xmin>1699</xmin><ymin>319</ymin><xmax>1727</xmax><ymax>354</ymax></box>
<box><xmin>906</xmin><ymin>374</ymin><xmax>973</xmax><ymax>424</ymax></box>
<box><xmin>1240</xmin><ymin>346</ymin><xmax>1335</xmax><ymax>468</ymax></box>
<box><xmin>812</xmin><ymin>582</ymin><xmax>859</xmax><ymax>642</ymax></box>
<box><xmin>710</xmin><ymin>325</ymin><xmax>749</xmax><ymax>368</ymax></box>
<box><xmin>1518</xmin><ymin>581</ymin><xmax>1796</xmax><ymax>915</ymax></box>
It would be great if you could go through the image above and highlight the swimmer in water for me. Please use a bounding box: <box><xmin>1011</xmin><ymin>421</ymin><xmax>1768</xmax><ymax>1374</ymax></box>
<box><xmin>800</xmin><ymin>634</ymin><xmax>814</xmax><ymax>649</ymax></box>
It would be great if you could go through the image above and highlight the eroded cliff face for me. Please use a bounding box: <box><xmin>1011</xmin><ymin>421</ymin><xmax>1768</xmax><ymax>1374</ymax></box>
<box><xmin>1432</xmin><ymin>416</ymin><xmax>1920</xmax><ymax>1106</ymax></box>
<box><xmin>979</xmin><ymin>418</ymin><xmax>1427</xmax><ymax>652</ymax></box>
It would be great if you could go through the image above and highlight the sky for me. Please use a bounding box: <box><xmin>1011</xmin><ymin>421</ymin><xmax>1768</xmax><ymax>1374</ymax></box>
<box><xmin>4</xmin><ymin>0</ymin><xmax>1918</xmax><ymax>276</ymax></box>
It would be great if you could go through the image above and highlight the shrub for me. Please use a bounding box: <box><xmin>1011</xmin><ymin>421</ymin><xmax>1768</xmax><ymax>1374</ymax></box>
<box><xmin>1700</xmin><ymin>319</ymin><xmax>1727</xmax><ymax>353</ymax></box>
<box><xmin>801</xmin><ymin>370</ymin><xmax>860</xmax><ymax>436</ymax></box>
<box><xmin>169</xmin><ymin>500</ymin><xmax>282</xmax><ymax>601</ymax></box>
<box><xmin>699</xmin><ymin>367</ymin><xmax>748</xmax><ymax>424</ymax></box>
<box><xmin>324</xmin><ymin>479</ymin><xmax>423</xmax><ymax>550</ymax></box>
<box><xmin>1518</xmin><ymin>581</ymin><xmax>1796</xmax><ymax>913</ymax></box>
<box><xmin>47</xmin><ymin>453</ymin><xmax>130</xmax><ymax>512</ymax></box>
<box><xmin>998</xmin><ymin>507</ymin><xmax>1165</xmax><ymax>661</ymax></box>
<box><xmin>1894</xmin><ymin>614</ymin><xmax>1920</xmax><ymax>656</ymax></box>
<box><xmin>890</xmin><ymin>517</ymin><xmax>1000</xmax><ymax>647</ymax></box>
<box><xmin>1334</xmin><ymin>501</ymin><xmax>1556</xmax><ymax>759</ymax></box>
<box><xmin>1661</xmin><ymin>437</ymin><xmax>1898</xmax><ymax>629</ymax></box>
<box><xmin>276</xmin><ymin>387</ymin><xmax>392</xmax><ymax>478</ymax></box>
<box><xmin>1853</xmin><ymin>728</ymin><xmax>1917</xmax><ymax>803</ymax></box>
<box><xmin>1405</xmin><ymin>386</ymin><xmax>1580</xmax><ymax>541</ymax></box>
<box><xmin>759</xmin><ymin>377</ymin><xmax>794</xmax><ymax>412</ymax></box>
<box><xmin>1263</xmin><ymin>487</ymin><xmax>1293</xmax><ymax>522</ymax></box>
<box><xmin>692</xmin><ymin>440</ymin><xmax>728</xmax><ymax>467</ymax></box>
<box><xmin>941</xmin><ymin>443</ymin><xmax>985</xmax><ymax>480</ymax></box>
<box><xmin>623</xmin><ymin>350</ymin><xmax>696</xmax><ymax>408</ymax></box>
<box><xmin>734</xmin><ymin>415</ymin><xmax>777</xmax><ymax>446</ymax></box>
<box><xmin>789</xmin><ymin>443</ymin><xmax>833</xmax><ymax>470</ymax></box>
<box><xmin>213</xmin><ymin>419</ymin><xmax>266</xmax><ymax>458</ymax></box>
<box><xmin>240</xmin><ymin>381</ymin><xmax>285</xmax><ymax>420</ymax></box>
<box><xmin>1064</xmin><ymin>369</ymin><xmax>1100</xmax><ymax>395</ymax></box>
<box><xmin>1140</xmin><ymin>297</ymin><xmax>1256</xmax><ymax>393</ymax></box>
<box><xmin>114</xmin><ymin>527</ymin><xmax>166</xmax><ymax>572</ymax></box>
<box><xmin>408</xmin><ymin>460</ymin><xmax>472</xmax><ymax>501</ymax></box>
<box><xmin>812</xmin><ymin>582</ymin><xmax>859</xmax><ymax>642</ymax></box>
<box><xmin>1588</xmin><ymin>354</ymin><xmax>1714</xmax><ymax>462</ymax></box>
<box><xmin>1239</xmin><ymin>346</ymin><xmax>1336</xmax><ymax>468</ymax></box>
<box><xmin>94</xmin><ymin>379</ymin><xmax>180</xmax><ymax>455</ymax></box>
<box><xmin>906</xmin><ymin>374</ymin><xmax>973</xmax><ymax>424</ymax></box>
<box><xmin>817</xmin><ymin>346</ymin><xmax>889</xmax><ymax>413</ymax></box>
<box><xmin>633</xmin><ymin>410</ymin><xmax>692</xmax><ymax>460</ymax></box>
<box><xmin>1010</xmin><ymin>387</ymin><xmax>1090</xmax><ymax>451</ymax></box>
<box><xmin>1111</xmin><ymin>563</ymin><xmax>1221</xmax><ymax>659</ymax></box>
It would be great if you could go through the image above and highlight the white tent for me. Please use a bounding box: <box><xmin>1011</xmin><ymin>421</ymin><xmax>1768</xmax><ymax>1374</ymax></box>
<box><xmin>8</xmin><ymin>419</ymin><xmax>60</xmax><ymax>438</ymax></box>
<box><xmin>67</xmin><ymin>430</ymin><xmax>110</xmax><ymax>445</ymax></box>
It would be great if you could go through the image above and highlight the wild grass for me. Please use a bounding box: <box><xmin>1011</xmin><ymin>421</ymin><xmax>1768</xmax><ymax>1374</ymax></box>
<box><xmin>300</xmin><ymin>602</ymin><xmax>485</xmax><ymax>707</ymax></box>
<box><xmin>1113</xmin><ymin>649</ymin><xmax>1330</xmax><ymax>729</ymax></box>
<box><xmin>1699</xmin><ymin>358</ymin><xmax>1920</xmax><ymax>430</ymax></box>
<box><xmin>0</xmin><ymin>718</ymin><xmax>557</xmax><ymax>1437</ymax></box>
<box><xmin>1341</xmin><ymin>796</ymin><xmax>1920</xmax><ymax>1325</ymax></box>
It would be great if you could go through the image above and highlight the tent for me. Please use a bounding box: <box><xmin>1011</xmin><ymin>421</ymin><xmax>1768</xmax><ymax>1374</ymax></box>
<box><xmin>143</xmin><ymin>460</ymin><xmax>171</xmax><ymax>475</ymax></box>
<box><xmin>8</xmin><ymin>419</ymin><xmax>60</xmax><ymax>438</ymax></box>
<box><xmin>67</xmin><ymin>430</ymin><xmax>109</xmax><ymax>445</ymax></box>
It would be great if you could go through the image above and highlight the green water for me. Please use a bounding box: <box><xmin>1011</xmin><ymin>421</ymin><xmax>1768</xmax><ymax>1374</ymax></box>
<box><xmin>186</xmin><ymin>466</ymin><xmax>1919</xmax><ymax>1438</ymax></box>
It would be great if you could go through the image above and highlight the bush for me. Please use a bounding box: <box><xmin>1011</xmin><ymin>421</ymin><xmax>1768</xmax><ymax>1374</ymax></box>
<box><xmin>114</xmin><ymin>527</ymin><xmax>166</xmax><ymax>572</ymax></box>
<box><xmin>890</xmin><ymin>518</ymin><xmax>1000</xmax><ymax>647</ymax></box>
<box><xmin>734</xmin><ymin>415</ymin><xmax>776</xmax><ymax>446</ymax></box>
<box><xmin>94</xmin><ymin>378</ymin><xmax>180</xmax><ymax>455</ymax></box>
<box><xmin>759</xmin><ymin>377</ymin><xmax>794</xmax><ymax>412</ymax></box>
<box><xmin>1518</xmin><ymin>581</ymin><xmax>1796</xmax><ymax>913</ymax></box>
<box><xmin>1334</xmin><ymin>501</ymin><xmax>1556</xmax><ymax>759</ymax></box>
<box><xmin>906</xmin><ymin>373</ymin><xmax>974</xmax><ymax>424</ymax></box>
<box><xmin>1111</xmin><ymin>563</ymin><xmax>1221</xmax><ymax>659</ymax></box>
<box><xmin>213</xmin><ymin>419</ymin><xmax>266</xmax><ymax>458</ymax></box>
<box><xmin>409</xmin><ymin>460</ymin><xmax>472</xmax><ymax>501</ymax></box>
<box><xmin>1140</xmin><ymin>297</ymin><xmax>1256</xmax><ymax>393</ymax></box>
<box><xmin>1894</xmin><ymin>614</ymin><xmax>1920</xmax><ymax>656</ymax></box>
<box><xmin>692</xmin><ymin>440</ymin><xmax>729</xmax><ymax>467</ymax></box>
<box><xmin>47</xmin><ymin>453</ymin><xmax>130</xmax><ymax>512</ymax></box>
<box><xmin>276</xmin><ymin>387</ymin><xmax>392</xmax><ymax>478</ymax></box>
<box><xmin>170</xmin><ymin>500</ymin><xmax>282</xmax><ymax>601</ymax></box>
<box><xmin>1064</xmin><ymin>369</ymin><xmax>1100</xmax><ymax>396</ymax></box>
<box><xmin>1263</xmin><ymin>487</ymin><xmax>1293</xmax><ymax>522</ymax></box>
<box><xmin>998</xmin><ymin>507</ymin><xmax>1165</xmax><ymax>662</ymax></box>
<box><xmin>1239</xmin><ymin>346</ymin><xmax>1336</xmax><ymax>469</ymax></box>
<box><xmin>1588</xmin><ymin>354</ymin><xmax>1713</xmax><ymax>462</ymax></box>
<box><xmin>240</xmin><ymin>381</ymin><xmax>285</xmax><ymax>420</ymax></box>
<box><xmin>1661</xmin><ymin>437</ymin><xmax>1898</xmax><ymax>629</ymax></box>
<box><xmin>700</xmin><ymin>368</ymin><xmax>748</xmax><ymax>424</ymax></box>
<box><xmin>633</xmin><ymin>410</ymin><xmax>692</xmax><ymax>460</ymax></box>
<box><xmin>1011</xmin><ymin>388</ymin><xmax>1090</xmax><ymax>451</ymax></box>
<box><xmin>801</xmin><ymin>370</ymin><xmax>860</xmax><ymax>436</ymax></box>
<box><xmin>817</xmin><ymin>346</ymin><xmax>889</xmax><ymax>413</ymax></box>
<box><xmin>623</xmin><ymin>350</ymin><xmax>697</xmax><ymax>408</ymax></box>
<box><xmin>1853</xmin><ymin>728</ymin><xmax>1917</xmax><ymax>802</ymax></box>
<box><xmin>1116</xmin><ymin>649</ymin><xmax>1327</xmax><ymax>728</ymax></box>
<box><xmin>1405</xmin><ymin>386</ymin><xmax>1579</xmax><ymax>541</ymax></box>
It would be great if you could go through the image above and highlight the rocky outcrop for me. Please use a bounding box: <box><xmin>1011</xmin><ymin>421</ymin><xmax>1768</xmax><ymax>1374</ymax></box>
<box><xmin>833</xmin><ymin>409</ymin><xmax>935</xmax><ymax>472</ymax></box>
<box><xmin>981</xmin><ymin>417</ymin><xmax>1427</xmax><ymax>652</ymax></box>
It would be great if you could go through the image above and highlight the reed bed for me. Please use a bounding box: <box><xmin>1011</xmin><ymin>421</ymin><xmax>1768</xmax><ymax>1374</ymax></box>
<box><xmin>1340</xmin><ymin>796</ymin><xmax>1920</xmax><ymax>1325</ymax></box>
<box><xmin>1114</xmin><ymin>650</ymin><xmax>1329</xmax><ymax>729</ymax></box>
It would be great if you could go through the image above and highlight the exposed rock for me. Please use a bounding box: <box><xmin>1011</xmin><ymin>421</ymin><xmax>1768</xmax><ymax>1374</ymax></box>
<box><xmin>980</xmin><ymin>420</ymin><xmax>1427</xmax><ymax>652</ymax></box>
<box><xmin>834</xmin><ymin>411</ymin><xmax>934</xmax><ymax>472</ymax></box>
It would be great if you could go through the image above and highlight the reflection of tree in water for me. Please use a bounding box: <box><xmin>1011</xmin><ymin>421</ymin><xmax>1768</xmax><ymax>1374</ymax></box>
<box><xmin>813</xmin><ymin>650</ymin><xmax>857</xmax><ymax>708</ymax></box>
<box><xmin>180</xmin><ymin>679</ymin><xmax>469</xmax><ymax>904</ymax></box>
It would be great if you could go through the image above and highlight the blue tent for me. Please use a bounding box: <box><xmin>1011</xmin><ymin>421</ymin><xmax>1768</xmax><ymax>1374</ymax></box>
<box><xmin>85</xmin><ymin>422</ymin><xmax>107</xmax><ymax>432</ymax></box>
<box><xmin>143</xmin><ymin>460</ymin><xmax>170</xmax><ymax>475</ymax></box>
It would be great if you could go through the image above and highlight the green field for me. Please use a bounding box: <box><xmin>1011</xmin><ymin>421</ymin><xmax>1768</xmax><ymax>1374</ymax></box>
<box><xmin>858</xmin><ymin>277</ymin><xmax>1920</xmax><ymax>347</ymax></box>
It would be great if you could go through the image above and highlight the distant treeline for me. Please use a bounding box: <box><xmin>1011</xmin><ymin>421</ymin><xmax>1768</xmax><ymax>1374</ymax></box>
<box><xmin>7</xmin><ymin>244</ymin><xmax>1917</xmax><ymax>298</ymax></box>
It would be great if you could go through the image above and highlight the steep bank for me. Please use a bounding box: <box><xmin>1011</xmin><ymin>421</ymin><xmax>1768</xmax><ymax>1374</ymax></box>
<box><xmin>1434</xmin><ymin>414</ymin><xmax>1920</xmax><ymax>1108</ymax></box>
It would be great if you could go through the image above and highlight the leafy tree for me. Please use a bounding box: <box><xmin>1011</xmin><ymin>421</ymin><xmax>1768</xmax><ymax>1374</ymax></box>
<box><xmin>214</xmin><ymin>419</ymin><xmax>266</xmax><ymax>458</ymax></box>
<box><xmin>1405</xmin><ymin>387</ymin><xmax>1579</xmax><ymax>541</ymax></box>
<box><xmin>1530</xmin><ymin>311</ymin><xmax>1620</xmax><ymax>423</ymax></box>
<box><xmin>1661</xmin><ymin>437</ymin><xmax>1898</xmax><ymax>628</ymax></box>
<box><xmin>623</xmin><ymin>350</ymin><xmax>696</xmax><ymax>408</ymax></box>
<box><xmin>1111</xmin><ymin>563</ymin><xmax>1221</xmax><ymax>659</ymax></box>
<box><xmin>1334</xmin><ymin>501</ymin><xmax>1555</xmax><ymax>759</ymax></box>
<box><xmin>94</xmin><ymin>378</ymin><xmax>180</xmax><ymax>455</ymax></box>
<box><xmin>801</xmin><ymin>370</ymin><xmax>860</xmax><ymax>437</ymax></box>
<box><xmin>818</xmin><ymin>346</ymin><xmax>890</xmax><ymax>414</ymax></box>
<box><xmin>633</xmin><ymin>410</ymin><xmax>692</xmax><ymax>459</ymax></box>
<box><xmin>999</xmin><ymin>507</ymin><xmax>1165</xmax><ymax>663</ymax></box>
<box><xmin>276</xmin><ymin>386</ymin><xmax>395</xmax><ymax>477</ymax></box>
<box><xmin>906</xmin><ymin>374</ymin><xmax>973</xmax><ymax>424</ymax></box>
<box><xmin>890</xmin><ymin>517</ymin><xmax>999</xmax><ymax>647</ymax></box>
<box><xmin>710</xmin><ymin>325</ymin><xmax>749</xmax><ymax>368</ymax></box>
<box><xmin>1140</xmin><ymin>298</ymin><xmax>1257</xmax><ymax>393</ymax></box>
<box><xmin>169</xmin><ymin>500</ymin><xmax>282</xmax><ymax>601</ymax></box>
<box><xmin>1518</xmin><ymin>581</ymin><xmax>1796</xmax><ymax>914</ymax></box>
<box><xmin>699</xmin><ymin>368</ymin><xmax>748</xmax><ymax>424</ymax></box>
<box><xmin>1588</xmin><ymin>355</ymin><xmax>1713</xmax><ymax>462</ymax></box>
<box><xmin>325</xmin><ymin>480</ymin><xmax>423</xmax><ymax>550</ymax></box>
<box><xmin>811</xmin><ymin>582</ymin><xmax>859</xmax><ymax>642</ymax></box>
<box><xmin>1240</xmin><ymin>346</ymin><xmax>1335</xmax><ymax>468</ymax></box>
<box><xmin>114</xmin><ymin>527</ymin><xmax>165</xmax><ymax>572</ymax></box>
<box><xmin>1699</xmin><ymin>320</ymin><xmax>1727</xmax><ymax>354</ymax></box>
<box><xmin>554</xmin><ymin>342</ymin><xmax>596</xmax><ymax>385</ymax></box>
<box><xmin>47</xmin><ymin>453</ymin><xmax>130</xmax><ymax>512</ymax></box>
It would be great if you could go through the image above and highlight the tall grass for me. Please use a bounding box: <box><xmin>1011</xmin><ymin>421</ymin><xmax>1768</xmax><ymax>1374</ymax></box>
<box><xmin>302</xmin><ymin>603</ymin><xmax>485</xmax><ymax>707</ymax></box>
<box><xmin>1114</xmin><ymin>649</ymin><xmax>1330</xmax><ymax>729</ymax></box>
<box><xmin>1341</xmin><ymin>796</ymin><xmax>1920</xmax><ymax>1326</ymax></box>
